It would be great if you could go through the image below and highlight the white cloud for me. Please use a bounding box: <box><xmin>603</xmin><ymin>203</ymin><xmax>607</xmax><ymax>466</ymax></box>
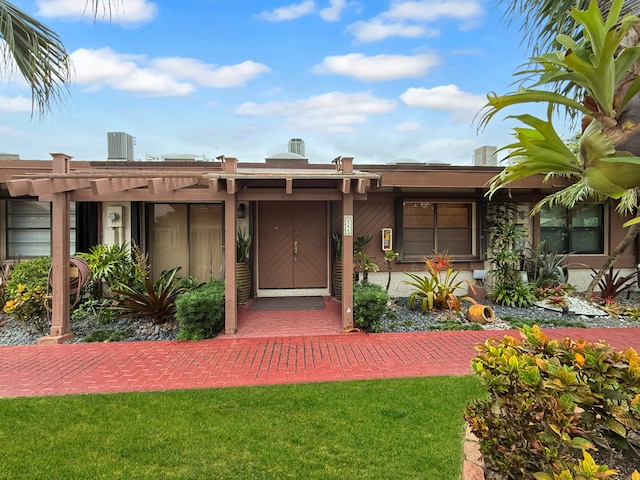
<box><xmin>400</xmin><ymin>85</ymin><xmax>485</xmax><ymax>121</ymax></box>
<box><xmin>386</xmin><ymin>0</ymin><xmax>482</xmax><ymax>23</ymax></box>
<box><xmin>70</xmin><ymin>48</ymin><xmax>192</xmax><ymax>96</ymax></box>
<box><xmin>37</xmin><ymin>0</ymin><xmax>158</xmax><ymax>25</ymax></box>
<box><xmin>258</xmin><ymin>1</ymin><xmax>316</xmax><ymax>21</ymax></box>
<box><xmin>235</xmin><ymin>92</ymin><xmax>397</xmax><ymax>132</ymax></box>
<box><xmin>396</xmin><ymin>121</ymin><xmax>422</xmax><ymax>132</ymax></box>
<box><xmin>313</xmin><ymin>53</ymin><xmax>439</xmax><ymax>81</ymax></box>
<box><xmin>151</xmin><ymin>58</ymin><xmax>271</xmax><ymax>88</ymax></box>
<box><xmin>320</xmin><ymin>0</ymin><xmax>346</xmax><ymax>21</ymax></box>
<box><xmin>348</xmin><ymin>20</ymin><xmax>429</xmax><ymax>42</ymax></box>
<box><xmin>69</xmin><ymin>48</ymin><xmax>269</xmax><ymax>96</ymax></box>
<box><xmin>0</xmin><ymin>95</ymin><xmax>32</xmax><ymax>112</ymax></box>
<box><xmin>348</xmin><ymin>0</ymin><xmax>484</xmax><ymax>42</ymax></box>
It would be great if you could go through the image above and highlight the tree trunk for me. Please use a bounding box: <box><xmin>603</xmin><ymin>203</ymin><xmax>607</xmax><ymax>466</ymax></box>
<box><xmin>584</xmin><ymin>217</ymin><xmax>640</xmax><ymax>298</ymax></box>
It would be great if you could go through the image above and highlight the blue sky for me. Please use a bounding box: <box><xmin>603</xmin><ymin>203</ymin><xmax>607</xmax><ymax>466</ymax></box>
<box><xmin>1</xmin><ymin>0</ymin><xmax>559</xmax><ymax>165</ymax></box>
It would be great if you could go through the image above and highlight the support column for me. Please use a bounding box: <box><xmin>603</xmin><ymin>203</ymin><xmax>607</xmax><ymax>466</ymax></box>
<box><xmin>38</xmin><ymin>153</ymin><xmax>73</xmax><ymax>344</ymax></box>
<box><xmin>224</xmin><ymin>194</ymin><xmax>238</xmax><ymax>334</ymax></box>
<box><xmin>223</xmin><ymin>157</ymin><xmax>238</xmax><ymax>334</ymax></box>
<box><xmin>341</xmin><ymin>189</ymin><xmax>354</xmax><ymax>330</ymax></box>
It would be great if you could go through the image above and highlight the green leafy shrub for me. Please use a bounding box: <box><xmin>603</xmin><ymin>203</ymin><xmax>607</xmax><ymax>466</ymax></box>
<box><xmin>353</xmin><ymin>281</ymin><xmax>389</xmax><ymax>331</ymax></box>
<box><xmin>71</xmin><ymin>298</ymin><xmax>116</xmax><ymax>324</ymax></box>
<box><xmin>82</xmin><ymin>328</ymin><xmax>129</xmax><ymax>343</ymax></box>
<box><xmin>111</xmin><ymin>267</ymin><xmax>194</xmax><ymax>325</ymax></box>
<box><xmin>465</xmin><ymin>325</ymin><xmax>640</xmax><ymax>479</ymax></box>
<box><xmin>3</xmin><ymin>257</ymin><xmax>51</xmax><ymax>332</ymax></box>
<box><xmin>76</xmin><ymin>243</ymin><xmax>137</xmax><ymax>297</ymax></box>
<box><xmin>175</xmin><ymin>280</ymin><xmax>225</xmax><ymax>340</ymax></box>
<box><xmin>491</xmin><ymin>277</ymin><xmax>536</xmax><ymax>308</ymax></box>
<box><xmin>487</xmin><ymin>198</ymin><xmax>536</xmax><ymax>307</ymax></box>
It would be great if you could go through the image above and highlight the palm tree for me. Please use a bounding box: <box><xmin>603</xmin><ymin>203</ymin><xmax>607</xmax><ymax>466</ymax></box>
<box><xmin>0</xmin><ymin>0</ymin><xmax>117</xmax><ymax>116</ymax></box>
<box><xmin>482</xmin><ymin>0</ymin><xmax>640</xmax><ymax>297</ymax></box>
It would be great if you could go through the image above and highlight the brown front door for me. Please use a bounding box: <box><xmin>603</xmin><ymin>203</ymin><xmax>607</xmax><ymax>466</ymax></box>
<box><xmin>258</xmin><ymin>201</ymin><xmax>328</xmax><ymax>289</ymax></box>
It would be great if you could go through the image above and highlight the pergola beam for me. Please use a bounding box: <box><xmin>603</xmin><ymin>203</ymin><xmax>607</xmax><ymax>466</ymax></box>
<box><xmin>148</xmin><ymin>177</ymin><xmax>200</xmax><ymax>194</ymax></box>
<box><xmin>90</xmin><ymin>178</ymin><xmax>149</xmax><ymax>196</ymax></box>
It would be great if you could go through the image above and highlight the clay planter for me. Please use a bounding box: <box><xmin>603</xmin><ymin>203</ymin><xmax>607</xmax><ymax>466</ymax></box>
<box><xmin>332</xmin><ymin>261</ymin><xmax>342</xmax><ymax>300</ymax></box>
<box><xmin>236</xmin><ymin>262</ymin><xmax>251</xmax><ymax>304</ymax></box>
<box><xmin>466</xmin><ymin>304</ymin><xmax>495</xmax><ymax>324</ymax></box>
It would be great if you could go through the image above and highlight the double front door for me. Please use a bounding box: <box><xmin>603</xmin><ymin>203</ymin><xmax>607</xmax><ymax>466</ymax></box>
<box><xmin>257</xmin><ymin>201</ymin><xmax>328</xmax><ymax>289</ymax></box>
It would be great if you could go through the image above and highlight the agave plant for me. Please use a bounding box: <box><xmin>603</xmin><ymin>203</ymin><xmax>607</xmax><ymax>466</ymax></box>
<box><xmin>481</xmin><ymin>0</ymin><xmax>640</xmax><ymax>209</ymax></box>
<box><xmin>110</xmin><ymin>267</ymin><xmax>194</xmax><ymax>325</ymax></box>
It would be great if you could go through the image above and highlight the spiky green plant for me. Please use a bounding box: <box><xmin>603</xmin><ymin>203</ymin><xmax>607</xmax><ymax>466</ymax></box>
<box><xmin>110</xmin><ymin>267</ymin><xmax>193</xmax><ymax>325</ymax></box>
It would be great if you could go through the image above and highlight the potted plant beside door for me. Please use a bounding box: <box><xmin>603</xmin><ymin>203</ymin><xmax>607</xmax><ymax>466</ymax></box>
<box><xmin>236</xmin><ymin>227</ymin><xmax>252</xmax><ymax>304</ymax></box>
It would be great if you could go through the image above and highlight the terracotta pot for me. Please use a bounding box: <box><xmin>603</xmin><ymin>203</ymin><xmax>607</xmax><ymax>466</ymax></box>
<box><xmin>466</xmin><ymin>304</ymin><xmax>495</xmax><ymax>324</ymax></box>
<box><xmin>236</xmin><ymin>262</ymin><xmax>251</xmax><ymax>304</ymax></box>
<box><xmin>332</xmin><ymin>261</ymin><xmax>342</xmax><ymax>300</ymax></box>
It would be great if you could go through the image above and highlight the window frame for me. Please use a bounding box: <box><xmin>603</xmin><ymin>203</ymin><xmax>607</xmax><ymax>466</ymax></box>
<box><xmin>539</xmin><ymin>204</ymin><xmax>605</xmax><ymax>255</ymax></box>
<box><xmin>398</xmin><ymin>199</ymin><xmax>477</xmax><ymax>262</ymax></box>
<box><xmin>5</xmin><ymin>200</ymin><xmax>76</xmax><ymax>258</ymax></box>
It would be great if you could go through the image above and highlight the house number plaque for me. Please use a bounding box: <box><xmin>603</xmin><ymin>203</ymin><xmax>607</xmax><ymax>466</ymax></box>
<box><xmin>343</xmin><ymin>215</ymin><xmax>353</xmax><ymax>236</ymax></box>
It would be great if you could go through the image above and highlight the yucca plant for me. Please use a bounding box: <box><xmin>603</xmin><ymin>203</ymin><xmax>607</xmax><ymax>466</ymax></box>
<box><xmin>110</xmin><ymin>267</ymin><xmax>193</xmax><ymax>325</ymax></box>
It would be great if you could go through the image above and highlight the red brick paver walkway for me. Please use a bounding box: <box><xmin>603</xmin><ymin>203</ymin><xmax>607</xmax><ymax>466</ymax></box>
<box><xmin>2</xmin><ymin>326</ymin><xmax>640</xmax><ymax>398</ymax></box>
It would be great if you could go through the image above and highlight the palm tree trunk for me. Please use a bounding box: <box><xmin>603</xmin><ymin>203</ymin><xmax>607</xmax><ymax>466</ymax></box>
<box><xmin>585</xmin><ymin>217</ymin><xmax>640</xmax><ymax>297</ymax></box>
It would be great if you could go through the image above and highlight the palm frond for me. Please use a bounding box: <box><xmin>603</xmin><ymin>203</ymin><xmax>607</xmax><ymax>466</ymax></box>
<box><xmin>531</xmin><ymin>179</ymin><xmax>604</xmax><ymax>213</ymax></box>
<box><xmin>0</xmin><ymin>0</ymin><xmax>71</xmax><ymax>117</ymax></box>
<box><xmin>498</xmin><ymin>0</ymin><xmax>640</xmax><ymax>54</ymax></box>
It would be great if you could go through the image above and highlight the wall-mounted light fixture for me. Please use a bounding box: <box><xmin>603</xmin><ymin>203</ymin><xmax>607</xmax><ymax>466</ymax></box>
<box><xmin>237</xmin><ymin>203</ymin><xmax>246</xmax><ymax>219</ymax></box>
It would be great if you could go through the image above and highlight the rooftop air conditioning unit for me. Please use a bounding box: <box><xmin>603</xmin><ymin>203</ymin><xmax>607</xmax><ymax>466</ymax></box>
<box><xmin>107</xmin><ymin>132</ymin><xmax>135</xmax><ymax>161</ymax></box>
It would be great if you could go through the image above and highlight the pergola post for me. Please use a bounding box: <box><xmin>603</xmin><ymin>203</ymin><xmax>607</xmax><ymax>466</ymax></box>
<box><xmin>223</xmin><ymin>157</ymin><xmax>238</xmax><ymax>334</ymax></box>
<box><xmin>38</xmin><ymin>153</ymin><xmax>73</xmax><ymax>344</ymax></box>
<box><xmin>341</xmin><ymin>188</ymin><xmax>354</xmax><ymax>330</ymax></box>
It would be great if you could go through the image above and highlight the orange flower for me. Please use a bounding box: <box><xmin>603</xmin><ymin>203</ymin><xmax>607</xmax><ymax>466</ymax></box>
<box><xmin>424</xmin><ymin>251</ymin><xmax>452</xmax><ymax>275</ymax></box>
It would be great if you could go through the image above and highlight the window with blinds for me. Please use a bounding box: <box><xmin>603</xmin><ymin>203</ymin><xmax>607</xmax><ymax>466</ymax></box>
<box><xmin>540</xmin><ymin>205</ymin><xmax>604</xmax><ymax>254</ymax></box>
<box><xmin>6</xmin><ymin>201</ymin><xmax>76</xmax><ymax>257</ymax></box>
<box><xmin>402</xmin><ymin>201</ymin><xmax>473</xmax><ymax>259</ymax></box>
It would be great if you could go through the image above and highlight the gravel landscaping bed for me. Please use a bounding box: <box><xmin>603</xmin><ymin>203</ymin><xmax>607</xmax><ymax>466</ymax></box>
<box><xmin>378</xmin><ymin>296</ymin><xmax>640</xmax><ymax>333</ymax></box>
<box><xmin>1</xmin><ymin>295</ymin><xmax>639</xmax><ymax>346</ymax></box>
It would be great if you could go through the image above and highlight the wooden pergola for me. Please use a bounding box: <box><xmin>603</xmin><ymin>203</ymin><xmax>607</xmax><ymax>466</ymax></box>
<box><xmin>5</xmin><ymin>154</ymin><xmax>380</xmax><ymax>343</ymax></box>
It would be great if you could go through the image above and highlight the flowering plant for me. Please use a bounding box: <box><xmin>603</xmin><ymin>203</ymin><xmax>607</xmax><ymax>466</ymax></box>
<box><xmin>404</xmin><ymin>251</ymin><xmax>473</xmax><ymax>313</ymax></box>
<box><xmin>3</xmin><ymin>283</ymin><xmax>49</xmax><ymax>332</ymax></box>
<box><xmin>545</xmin><ymin>295</ymin><xmax>568</xmax><ymax>309</ymax></box>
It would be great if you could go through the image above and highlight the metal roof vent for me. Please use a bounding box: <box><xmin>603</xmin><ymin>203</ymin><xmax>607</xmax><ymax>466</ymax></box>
<box><xmin>473</xmin><ymin>146</ymin><xmax>497</xmax><ymax>166</ymax></box>
<box><xmin>288</xmin><ymin>138</ymin><xmax>305</xmax><ymax>157</ymax></box>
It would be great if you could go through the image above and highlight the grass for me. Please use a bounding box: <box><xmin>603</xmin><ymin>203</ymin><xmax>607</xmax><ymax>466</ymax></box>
<box><xmin>0</xmin><ymin>376</ymin><xmax>483</xmax><ymax>480</ymax></box>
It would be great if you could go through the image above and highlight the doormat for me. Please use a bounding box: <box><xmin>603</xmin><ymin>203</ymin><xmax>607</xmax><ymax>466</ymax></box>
<box><xmin>248</xmin><ymin>296</ymin><xmax>325</xmax><ymax>311</ymax></box>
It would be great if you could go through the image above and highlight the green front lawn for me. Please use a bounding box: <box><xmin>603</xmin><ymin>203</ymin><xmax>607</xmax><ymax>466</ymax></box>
<box><xmin>0</xmin><ymin>376</ymin><xmax>483</xmax><ymax>480</ymax></box>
